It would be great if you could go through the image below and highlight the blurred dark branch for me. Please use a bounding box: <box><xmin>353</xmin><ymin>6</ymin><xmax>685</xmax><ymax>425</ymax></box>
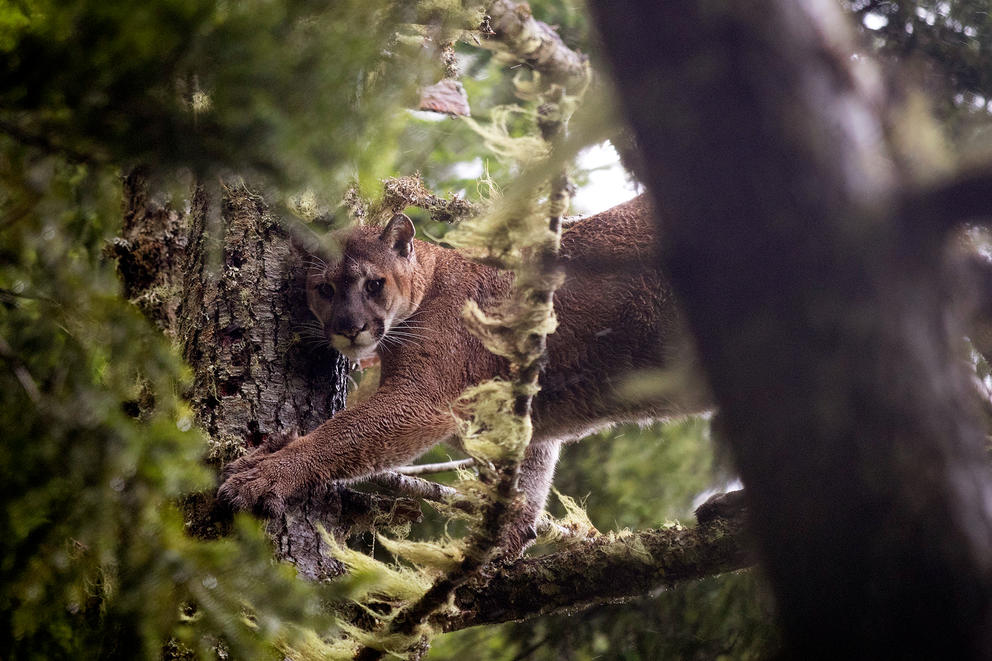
<box><xmin>0</xmin><ymin>118</ymin><xmax>100</xmax><ymax>165</ymax></box>
<box><xmin>589</xmin><ymin>0</ymin><xmax>992</xmax><ymax>657</ymax></box>
<box><xmin>962</xmin><ymin>254</ymin><xmax>992</xmax><ymax>354</ymax></box>
<box><xmin>903</xmin><ymin>167</ymin><xmax>992</xmax><ymax>234</ymax></box>
<box><xmin>0</xmin><ymin>199</ymin><xmax>38</xmax><ymax>231</ymax></box>
<box><xmin>0</xmin><ymin>287</ymin><xmax>58</xmax><ymax>305</ymax></box>
<box><xmin>959</xmin><ymin>255</ymin><xmax>992</xmax><ymax>423</ymax></box>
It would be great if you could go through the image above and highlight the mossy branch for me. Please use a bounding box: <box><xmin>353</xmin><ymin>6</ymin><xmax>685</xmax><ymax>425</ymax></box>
<box><xmin>484</xmin><ymin>0</ymin><xmax>590</xmax><ymax>92</ymax></box>
<box><xmin>379</xmin><ymin>175</ymin><xmax>479</xmax><ymax>224</ymax></box>
<box><xmin>432</xmin><ymin>508</ymin><xmax>754</xmax><ymax>632</ymax></box>
<box><xmin>398</xmin><ymin>0</ymin><xmax>590</xmax><ymax>94</ymax></box>
<box><xmin>434</xmin><ymin>491</ymin><xmax>752</xmax><ymax>631</ymax></box>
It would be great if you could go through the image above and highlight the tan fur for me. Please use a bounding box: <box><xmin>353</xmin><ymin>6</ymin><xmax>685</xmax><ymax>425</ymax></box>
<box><xmin>218</xmin><ymin>196</ymin><xmax>708</xmax><ymax>555</ymax></box>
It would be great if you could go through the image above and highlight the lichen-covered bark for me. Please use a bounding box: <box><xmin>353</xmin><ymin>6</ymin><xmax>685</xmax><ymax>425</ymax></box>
<box><xmin>486</xmin><ymin>0</ymin><xmax>588</xmax><ymax>91</ymax></box>
<box><xmin>590</xmin><ymin>0</ymin><xmax>992</xmax><ymax>657</ymax></box>
<box><xmin>112</xmin><ymin>169</ymin><xmax>188</xmax><ymax>333</ymax></box>
<box><xmin>177</xmin><ymin>185</ymin><xmax>346</xmax><ymax>459</ymax></box>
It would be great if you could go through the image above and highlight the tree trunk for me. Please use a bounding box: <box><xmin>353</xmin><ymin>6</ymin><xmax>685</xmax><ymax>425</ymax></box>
<box><xmin>115</xmin><ymin>173</ymin><xmax>421</xmax><ymax>580</ymax></box>
<box><xmin>589</xmin><ymin>1</ymin><xmax>992</xmax><ymax>658</ymax></box>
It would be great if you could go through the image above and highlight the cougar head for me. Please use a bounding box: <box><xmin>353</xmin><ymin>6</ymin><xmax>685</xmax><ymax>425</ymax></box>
<box><xmin>306</xmin><ymin>214</ymin><xmax>421</xmax><ymax>361</ymax></box>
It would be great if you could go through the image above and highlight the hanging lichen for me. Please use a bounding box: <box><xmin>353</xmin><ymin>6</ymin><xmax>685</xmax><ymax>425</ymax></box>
<box><xmin>377</xmin><ymin>535</ymin><xmax>466</xmax><ymax>572</ymax></box>
<box><xmin>461</xmin><ymin>105</ymin><xmax>551</xmax><ymax>165</ymax></box>
<box><xmin>453</xmin><ymin>379</ymin><xmax>535</xmax><ymax>463</ymax></box>
<box><xmin>320</xmin><ymin>530</ymin><xmax>434</xmax><ymax>604</ymax></box>
<box><xmin>536</xmin><ymin>489</ymin><xmax>601</xmax><ymax>546</ymax></box>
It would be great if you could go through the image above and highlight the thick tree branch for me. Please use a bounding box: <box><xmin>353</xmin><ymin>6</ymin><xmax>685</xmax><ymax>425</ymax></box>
<box><xmin>434</xmin><ymin>492</ymin><xmax>751</xmax><ymax>631</ymax></box>
<box><xmin>484</xmin><ymin>0</ymin><xmax>589</xmax><ymax>91</ymax></box>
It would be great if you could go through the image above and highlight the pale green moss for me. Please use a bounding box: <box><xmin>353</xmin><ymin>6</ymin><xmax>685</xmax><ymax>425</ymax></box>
<box><xmin>377</xmin><ymin>536</ymin><xmax>465</xmax><ymax>572</ymax></box>
<box><xmin>277</xmin><ymin>627</ymin><xmax>360</xmax><ymax>661</ymax></box>
<box><xmin>319</xmin><ymin>529</ymin><xmax>432</xmax><ymax>603</ymax></box>
<box><xmin>337</xmin><ymin>622</ymin><xmax>425</xmax><ymax>660</ymax></box>
<box><xmin>444</xmin><ymin>186</ymin><xmax>554</xmax><ymax>268</ymax></box>
<box><xmin>461</xmin><ymin>106</ymin><xmax>549</xmax><ymax>165</ymax></box>
<box><xmin>537</xmin><ymin>489</ymin><xmax>600</xmax><ymax>546</ymax></box>
<box><xmin>453</xmin><ymin>379</ymin><xmax>532</xmax><ymax>463</ymax></box>
<box><xmin>287</xmin><ymin>188</ymin><xmax>320</xmax><ymax>222</ymax></box>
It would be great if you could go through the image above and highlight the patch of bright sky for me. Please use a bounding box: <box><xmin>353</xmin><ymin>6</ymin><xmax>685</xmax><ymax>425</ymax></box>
<box><xmin>862</xmin><ymin>12</ymin><xmax>888</xmax><ymax>30</ymax></box>
<box><xmin>571</xmin><ymin>141</ymin><xmax>641</xmax><ymax>215</ymax></box>
<box><xmin>411</xmin><ymin>105</ymin><xmax>640</xmax><ymax>216</ymax></box>
<box><xmin>446</xmin><ymin>139</ymin><xmax>639</xmax><ymax>216</ymax></box>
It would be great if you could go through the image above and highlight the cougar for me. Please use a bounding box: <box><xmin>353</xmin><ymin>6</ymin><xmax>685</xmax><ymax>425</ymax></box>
<box><xmin>218</xmin><ymin>195</ymin><xmax>707</xmax><ymax>555</ymax></box>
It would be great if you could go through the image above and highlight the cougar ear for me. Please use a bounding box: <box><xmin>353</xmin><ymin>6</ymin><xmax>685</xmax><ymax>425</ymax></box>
<box><xmin>380</xmin><ymin>213</ymin><xmax>415</xmax><ymax>258</ymax></box>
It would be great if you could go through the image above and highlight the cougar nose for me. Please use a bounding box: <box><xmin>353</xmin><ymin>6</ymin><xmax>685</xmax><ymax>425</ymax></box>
<box><xmin>338</xmin><ymin>323</ymin><xmax>368</xmax><ymax>340</ymax></box>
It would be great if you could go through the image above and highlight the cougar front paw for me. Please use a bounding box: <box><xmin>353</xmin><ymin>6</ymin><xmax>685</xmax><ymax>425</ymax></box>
<box><xmin>216</xmin><ymin>460</ymin><xmax>290</xmax><ymax>517</ymax></box>
<box><xmin>220</xmin><ymin>431</ymin><xmax>296</xmax><ymax>482</ymax></box>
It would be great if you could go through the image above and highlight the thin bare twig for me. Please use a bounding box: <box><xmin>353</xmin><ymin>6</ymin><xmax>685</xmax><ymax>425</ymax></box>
<box><xmin>365</xmin><ymin>471</ymin><xmax>460</xmax><ymax>503</ymax></box>
<box><xmin>393</xmin><ymin>458</ymin><xmax>476</xmax><ymax>475</ymax></box>
<box><xmin>365</xmin><ymin>469</ymin><xmax>580</xmax><ymax>540</ymax></box>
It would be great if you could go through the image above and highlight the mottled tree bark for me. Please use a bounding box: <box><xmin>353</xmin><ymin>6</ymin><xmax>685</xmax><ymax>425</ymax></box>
<box><xmin>590</xmin><ymin>0</ymin><xmax>992</xmax><ymax>658</ymax></box>
<box><xmin>177</xmin><ymin>185</ymin><xmax>345</xmax><ymax>457</ymax></box>
<box><xmin>115</xmin><ymin>173</ymin><xmax>423</xmax><ymax>579</ymax></box>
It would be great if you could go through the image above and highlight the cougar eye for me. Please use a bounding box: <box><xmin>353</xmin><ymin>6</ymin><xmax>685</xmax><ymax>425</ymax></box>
<box><xmin>365</xmin><ymin>278</ymin><xmax>385</xmax><ymax>296</ymax></box>
<box><xmin>316</xmin><ymin>283</ymin><xmax>334</xmax><ymax>299</ymax></box>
